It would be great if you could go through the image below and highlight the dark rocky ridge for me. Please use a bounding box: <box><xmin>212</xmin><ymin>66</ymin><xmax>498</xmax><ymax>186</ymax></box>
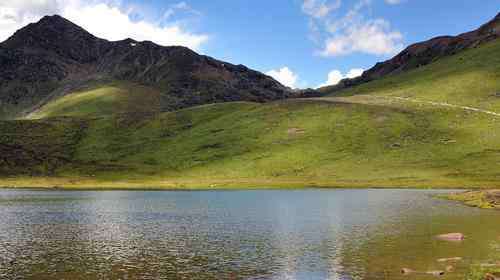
<box><xmin>0</xmin><ymin>15</ymin><xmax>318</xmax><ymax>119</ymax></box>
<box><xmin>321</xmin><ymin>12</ymin><xmax>500</xmax><ymax>94</ymax></box>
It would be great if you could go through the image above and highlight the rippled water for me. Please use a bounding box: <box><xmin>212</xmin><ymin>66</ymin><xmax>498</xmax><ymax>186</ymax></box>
<box><xmin>0</xmin><ymin>189</ymin><xmax>499</xmax><ymax>280</ymax></box>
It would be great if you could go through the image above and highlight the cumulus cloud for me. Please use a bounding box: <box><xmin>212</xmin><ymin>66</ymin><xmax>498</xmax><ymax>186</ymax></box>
<box><xmin>266</xmin><ymin>67</ymin><xmax>298</xmax><ymax>88</ymax></box>
<box><xmin>302</xmin><ymin>0</ymin><xmax>341</xmax><ymax>19</ymax></box>
<box><xmin>0</xmin><ymin>0</ymin><xmax>208</xmax><ymax>51</ymax></box>
<box><xmin>317</xmin><ymin>68</ymin><xmax>364</xmax><ymax>88</ymax></box>
<box><xmin>302</xmin><ymin>0</ymin><xmax>404</xmax><ymax>57</ymax></box>
<box><xmin>321</xmin><ymin>19</ymin><xmax>403</xmax><ymax>56</ymax></box>
<box><xmin>162</xmin><ymin>1</ymin><xmax>200</xmax><ymax>20</ymax></box>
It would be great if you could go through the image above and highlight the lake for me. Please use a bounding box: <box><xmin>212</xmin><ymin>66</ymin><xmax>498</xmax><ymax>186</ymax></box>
<box><xmin>0</xmin><ymin>189</ymin><xmax>498</xmax><ymax>280</ymax></box>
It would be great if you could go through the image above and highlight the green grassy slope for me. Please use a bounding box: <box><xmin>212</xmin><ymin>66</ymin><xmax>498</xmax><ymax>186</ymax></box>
<box><xmin>27</xmin><ymin>82</ymin><xmax>162</xmax><ymax>119</ymax></box>
<box><xmin>1</xmin><ymin>98</ymin><xmax>500</xmax><ymax>188</ymax></box>
<box><xmin>0</xmin><ymin>40</ymin><xmax>499</xmax><ymax>189</ymax></box>
<box><xmin>326</xmin><ymin>39</ymin><xmax>500</xmax><ymax>111</ymax></box>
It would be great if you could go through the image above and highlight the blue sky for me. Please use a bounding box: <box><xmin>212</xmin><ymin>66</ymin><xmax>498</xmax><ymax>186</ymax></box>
<box><xmin>1</xmin><ymin>0</ymin><xmax>498</xmax><ymax>88</ymax></box>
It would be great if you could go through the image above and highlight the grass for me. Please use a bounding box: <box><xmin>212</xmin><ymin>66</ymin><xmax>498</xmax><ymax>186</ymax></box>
<box><xmin>2</xmin><ymin>97</ymin><xmax>500</xmax><ymax>189</ymax></box>
<box><xmin>27</xmin><ymin>81</ymin><xmax>161</xmax><ymax>119</ymax></box>
<box><xmin>0</xmin><ymin>40</ymin><xmax>499</xmax><ymax>189</ymax></box>
<box><xmin>440</xmin><ymin>190</ymin><xmax>500</xmax><ymax>209</ymax></box>
<box><xmin>325</xmin><ymin>39</ymin><xmax>500</xmax><ymax>112</ymax></box>
<box><xmin>467</xmin><ymin>265</ymin><xmax>500</xmax><ymax>280</ymax></box>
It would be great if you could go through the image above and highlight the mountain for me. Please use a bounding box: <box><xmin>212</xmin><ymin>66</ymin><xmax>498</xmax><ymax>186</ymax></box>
<box><xmin>320</xmin><ymin>12</ymin><xmax>500</xmax><ymax>94</ymax></box>
<box><xmin>0</xmin><ymin>15</ymin><xmax>317</xmax><ymax>119</ymax></box>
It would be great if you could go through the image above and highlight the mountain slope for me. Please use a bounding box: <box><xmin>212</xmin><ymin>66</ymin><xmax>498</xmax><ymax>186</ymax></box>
<box><xmin>1</xmin><ymin>38</ymin><xmax>500</xmax><ymax>189</ymax></box>
<box><xmin>26</xmin><ymin>82</ymin><xmax>162</xmax><ymax>119</ymax></box>
<box><xmin>0</xmin><ymin>15</ymin><xmax>316</xmax><ymax>120</ymax></box>
<box><xmin>320</xmin><ymin>12</ymin><xmax>500</xmax><ymax>94</ymax></box>
<box><xmin>327</xmin><ymin>38</ymin><xmax>500</xmax><ymax>112</ymax></box>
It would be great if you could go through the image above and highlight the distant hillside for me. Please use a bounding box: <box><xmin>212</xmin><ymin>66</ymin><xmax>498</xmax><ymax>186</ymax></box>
<box><xmin>320</xmin><ymin>12</ymin><xmax>500</xmax><ymax>94</ymax></box>
<box><xmin>0</xmin><ymin>15</ymin><xmax>317</xmax><ymax>119</ymax></box>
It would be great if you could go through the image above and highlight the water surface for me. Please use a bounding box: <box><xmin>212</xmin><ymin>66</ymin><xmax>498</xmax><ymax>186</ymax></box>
<box><xmin>0</xmin><ymin>189</ymin><xmax>499</xmax><ymax>279</ymax></box>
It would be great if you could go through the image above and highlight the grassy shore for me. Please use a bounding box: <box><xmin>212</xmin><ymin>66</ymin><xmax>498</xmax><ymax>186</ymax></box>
<box><xmin>441</xmin><ymin>190</ymin><xmax>500</xmax><ymax>209</ymax></box>
<box><xmin>468</xmin><ymin>266</ymin><xmax>500</xmax><ymax>280</ymax></box>
<box><xmin>0</xmin><ymin>176</ymin><xmax>494</xmax><ymax>190</ymax></box>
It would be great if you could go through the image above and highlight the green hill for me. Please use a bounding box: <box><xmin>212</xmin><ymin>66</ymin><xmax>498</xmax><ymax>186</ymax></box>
<box><xmin>323</xmin><ymin>37</ymin><xmax>500</xmax><ymax>112</ymax></box>
<box><xmin>26</xmin><ymin>82</ymin><xmax>162</xmax><ymax>119</ymax></box>
<box><xmin>1</xmin><ymin>39</ymin><xmax>499</xmax><ymax>189</ymax></box>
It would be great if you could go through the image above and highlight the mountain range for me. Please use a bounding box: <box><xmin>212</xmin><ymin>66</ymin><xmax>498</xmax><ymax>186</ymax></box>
<box><xmin>0</xmin><ymin>15</ymin><xmax>317</xmax><ymax>119</ymax></box>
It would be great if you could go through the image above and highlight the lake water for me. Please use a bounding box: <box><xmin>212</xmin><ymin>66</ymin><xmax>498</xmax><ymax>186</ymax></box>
<box><xmin>0</xmin><ymin>189</ymin><xmax>498</xmax><ymax>280</ymax></box>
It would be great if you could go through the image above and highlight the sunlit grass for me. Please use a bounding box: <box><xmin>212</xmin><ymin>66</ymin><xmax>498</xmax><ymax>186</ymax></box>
<box><xmin>2</xmin><ymin>97</ymin><xmax>500</xmax><ymax>189</ymax></box>
<box><xmin>328</xmin><ymin>39</ymin><xmax>500</xmax><ymax>112</ymax></box>
<box><xmin>27</xmin><ymin>82</ymin><xmax>161</xmax><ymax>119</ymax></box>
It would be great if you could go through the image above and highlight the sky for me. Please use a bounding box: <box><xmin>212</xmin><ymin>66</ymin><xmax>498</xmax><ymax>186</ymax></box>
<box><xmin>0</xmin><ymin>0</ymin><xmax>498</xmax><ymax>89</ymax></box>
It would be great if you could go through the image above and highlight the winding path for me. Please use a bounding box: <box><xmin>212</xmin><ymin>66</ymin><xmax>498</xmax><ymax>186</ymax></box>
<box><xmin>391</xmin><ymin>96</ymin><xmax>500</xmax><ymax>117</ymax></box>
<box><xmin>313</xmin><ymin>96</ymin><xmax>500</xmax><ymax>118</ymax></box>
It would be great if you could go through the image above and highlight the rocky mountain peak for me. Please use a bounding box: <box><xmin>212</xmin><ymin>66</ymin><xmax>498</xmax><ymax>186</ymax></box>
<box><xmin>0</xmin><ymin>15</ymin><xmax>319</xmax><ymax>119</ymax></box>
<box><xmin>1</xmin><ymin>15</ymin><xmax>109</xmax><ymax>63</ymax></box>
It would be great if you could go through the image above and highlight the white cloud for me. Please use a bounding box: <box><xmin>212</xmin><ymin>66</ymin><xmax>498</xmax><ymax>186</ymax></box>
<box><xmin>317</xmin><ymin>68</ymin><xmax>364</xmax><ymax>88</ymax></box>
<box><xmin>266</xmin><ymin>67</ymin><xmax>298</xmax><ymax>88</ymax></box>
<box><xmin>0</xmin><ymin>0</ymin><xmax>52</xmax><ymax>43</ymax></box>
<box><xmin>302</xmin><ymin>0</ymin><xmax>404</xmax><ymax>57</ymax></box>
<box><xmin>302</xmin><ymin>0</ymin><xmax>341</xmax><ymax>19</ymax></box>
<box><xmin>385</xmin><ymin>0</ymin><xmax>402</xmax><ymax>4</ymax></box>
<box><xmin>321</xmin><ymin>19</ymin><xmax>403</xmax><ymax>56</ymax></box>
<box><xmin>0</xmin><ymin>0</ymin><xmax>208</xmax><ymax>51</ymax></box>
<box><xmin>345</xmin><ymin>68</ymin><xmax>364</xmax><ymax>78</ymax></box>
<box><xmin>162</xmin><ymin>1</ymin><xmax>200</xmax><ymax>20</ymax></box>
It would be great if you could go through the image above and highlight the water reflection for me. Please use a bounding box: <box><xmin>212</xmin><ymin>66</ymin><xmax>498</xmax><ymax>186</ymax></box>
<box><xmin>0</xmin><ymin>189</ymin><xmax>498</xmax><ymax>280</ymax></box>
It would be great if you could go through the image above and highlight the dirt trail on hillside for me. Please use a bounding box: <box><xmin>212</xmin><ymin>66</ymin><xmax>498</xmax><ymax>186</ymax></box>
<box><xmin>391</xmin><ymin>97</ymin><xmax>500</xmax><ymax>117</ymax></box>
<box><xmin>314</xmin><ymin>96</ymin><xmax>500</xmax><ymax>118</ymax></box>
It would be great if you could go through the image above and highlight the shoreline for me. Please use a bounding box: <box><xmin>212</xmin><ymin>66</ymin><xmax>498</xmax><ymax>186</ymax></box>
<box><xmin>439</xmin><ymin>190</ymin><xmax>500</xmax><ymax>210</ymax></box>
<box><xmin>0</xmin><ymin>177</ymin><xmax>498</xmax><ymax>191</ymax></box>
